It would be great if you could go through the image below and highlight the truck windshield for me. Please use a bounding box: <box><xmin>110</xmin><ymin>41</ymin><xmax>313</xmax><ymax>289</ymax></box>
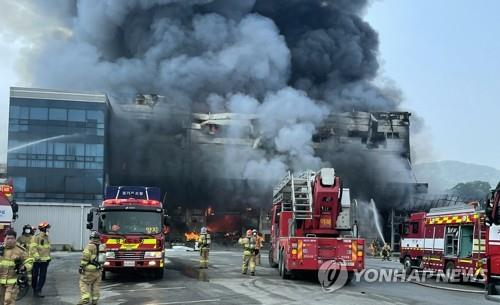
<box><xmin>98</xmin><ymin>211</ymin><xmax>162</xmax><ymax>235</ymax></box>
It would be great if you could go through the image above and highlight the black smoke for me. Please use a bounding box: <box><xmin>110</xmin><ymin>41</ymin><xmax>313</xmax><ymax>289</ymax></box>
<box><xmin>12</xmin><ymin>0</ymin><xmax>414</xmax><ymax>210</ymax></box>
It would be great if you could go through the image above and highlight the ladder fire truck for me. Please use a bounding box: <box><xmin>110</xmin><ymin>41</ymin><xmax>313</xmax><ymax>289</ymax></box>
<box><xmin>269</xmin><ymin>168</ymin><xmax>364</xmax><ymax>280</ymax></box>
<box><xmin>400</xmin><ymin>182</ymin><xmax>500</xmax><ymax>300</ymax></box>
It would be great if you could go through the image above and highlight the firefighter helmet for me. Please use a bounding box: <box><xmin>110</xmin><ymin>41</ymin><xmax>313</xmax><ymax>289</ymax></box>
<box><xmin>38</xmin><ymin>221</ymin><xmax>51</xmax><ymax>230</ymax></box>
<box><xmin>200</xmin><ymin>227</ymin><xmax>207</xmax><ymax>234</ymax></box>
<box><xmin>246</xmin><ymin>229</ymin><xmax>252</xmax><ymax>237</ymax></box>
<box><xmin>22</xmin><ymin>224</ymin><xmax>34</xmax><ymax>235</ymax></box>
<box><xmin>89</xmin><ymin>231</ymin><xmax>100</xmax><ymax>241</ymax></box>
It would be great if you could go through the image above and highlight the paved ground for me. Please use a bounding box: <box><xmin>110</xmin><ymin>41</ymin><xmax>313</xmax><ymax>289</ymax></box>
<box><xmin>17</xmin><ymin>247</ymin><xmax>496</xmax><ymax>305</ymax></box>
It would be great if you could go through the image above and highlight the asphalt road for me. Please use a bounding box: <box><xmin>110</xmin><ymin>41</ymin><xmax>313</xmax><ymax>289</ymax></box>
<box><xmin>16</xmin><ymin>247</ymin><xmax>496</xmax><ymax>305</ymax></box>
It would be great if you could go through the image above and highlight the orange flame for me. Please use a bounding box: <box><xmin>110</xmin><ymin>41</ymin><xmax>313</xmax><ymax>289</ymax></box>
<box><xmin>184</xmin><ymin>232</ymin><xmax>200</xmax><ymax>241</ymax></box>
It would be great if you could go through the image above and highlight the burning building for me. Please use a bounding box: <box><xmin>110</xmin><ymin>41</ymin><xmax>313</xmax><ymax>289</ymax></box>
<box><xmin>7</xmin><ymin>1</ymin><xmax>429</xmax><ymax>243</ymax></box>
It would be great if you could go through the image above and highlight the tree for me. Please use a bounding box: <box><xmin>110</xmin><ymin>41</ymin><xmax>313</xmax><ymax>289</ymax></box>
<box><xmin>450</xmin><ymin>181</ymin><xmax>491</xmax><ymax>201</ymax></box>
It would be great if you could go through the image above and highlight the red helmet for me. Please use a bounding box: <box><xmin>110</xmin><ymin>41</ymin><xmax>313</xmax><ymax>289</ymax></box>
<box><xmin>246</xmin><ymin>229</ymin><xmax>252</xmax><ymax>237</ymax></box>
<box><xmin>38</xmin><ymin>221</ymin><xmax>51</xmax><ymax>230</ymax></box>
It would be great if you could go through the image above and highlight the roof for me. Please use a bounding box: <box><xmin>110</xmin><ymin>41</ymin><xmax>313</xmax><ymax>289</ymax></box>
<box><xmin>10</xmin><ymin>87</ymin><xmax>108</xmax><ymax>104</ymax></box>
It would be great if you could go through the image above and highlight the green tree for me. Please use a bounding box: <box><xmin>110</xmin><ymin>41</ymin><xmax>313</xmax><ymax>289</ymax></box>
<box><xmin>450</xmin><ymin>181</ymin><xmax>491</xmax><ymax>201</ymax></box>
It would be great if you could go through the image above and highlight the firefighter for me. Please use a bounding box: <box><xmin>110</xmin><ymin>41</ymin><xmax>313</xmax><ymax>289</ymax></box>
<box><xmin>16</xmin><ymin>225</ymin><xmax>37</xmax><ymax>282</ymax></box>
<box><xmin>238</xmin><ymin>229</ymin><xmax>256</xmax><ymax>276</ymax></box>
<box><xmin>197</xmin><ymin>227</ymin><xmax>211</xmax><ymax>269</ymax></box>
<box><xmin>369</xmin><ymin>240</ymin><xmax>378</xmax><ymax>257</ymax></box>
<box><xmin>77</xmin><ymin>231</ymin><xmax>102</xmax><ymax>305</ymax></box>
<box><xmin>0</xmin><ymin>229</ymin><xmax>33</xmax><ymax>305</ymax></box>
<box><xmin>381</xmin><ymin>243</ymin><xmax>391</xmax><ymax>261</ymax></box>
<box><xmin>253</xmin><ymin>230</ymin><xmax>264</xmax><ymax>266</ymax></box>
<box><xmin>32</xmin><ymin>221</ymin><xmax>51</xmax><ymax>297</ymax></box>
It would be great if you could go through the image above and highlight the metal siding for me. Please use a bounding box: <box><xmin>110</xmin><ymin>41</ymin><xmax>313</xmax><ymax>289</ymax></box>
<box><xmin>13</xmin><ymin>203</ymin><xmax>93</xmax><ymax>250</ymax></box>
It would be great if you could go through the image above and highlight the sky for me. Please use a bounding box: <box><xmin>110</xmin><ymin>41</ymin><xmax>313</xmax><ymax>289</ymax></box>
<box><xmin>0</xmin><ymin>0</ymin><xmax>499</xmax><ymax>169</ymax></box>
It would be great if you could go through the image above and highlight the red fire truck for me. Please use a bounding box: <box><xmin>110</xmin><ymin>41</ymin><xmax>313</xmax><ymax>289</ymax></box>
<box><xmin>484</xmin><ymin>182</ymin><xmax>500</xmax><ymax>300</ymax></box>
<box><xmin>269</xmin><ymin>168</ymin><xmax>364</xmax><ymax>280</ymax></box>
<box><xmin>400</xmin><ymin>205</ymin><xmax>488</xmax><ymax>280</ymax></box>
<box><xmin>0</xmin><ymin>178</ymin><xmax>19</xmax><ymax>242</ymax></box>
<box><xmin>87</xmin><ymin>186</ymin><xmax>168</xmax><ymax>280</ymax></box>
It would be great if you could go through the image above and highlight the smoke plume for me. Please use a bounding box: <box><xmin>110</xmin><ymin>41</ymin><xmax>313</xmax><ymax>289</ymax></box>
<box><xmin>7</xmin><ymin>0</ymin><xmax>414</xmax><ymax>209</ymax></box>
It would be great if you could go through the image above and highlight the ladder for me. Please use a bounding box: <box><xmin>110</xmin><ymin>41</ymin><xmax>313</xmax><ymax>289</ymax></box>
<box><xmin>273</xmin><ymin>171</ymin><xmax>314</xmax><ymax>220</ymax></box>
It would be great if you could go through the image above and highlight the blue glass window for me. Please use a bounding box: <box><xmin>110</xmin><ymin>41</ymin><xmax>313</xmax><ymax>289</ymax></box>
<box><xmin>67</xmin><ymin>143</ymin><xmax>85</xmax><ymax>156</ymax></box>
<box><xmin>86</xmin><ymin>110</ymin><xmax>104</xmax><ymax>123</ymax></box>
<box><xmin>12</xmin><ymin>177</ymin><xmax>26</xmax><ymax>192</ymax></box>
<box><xmin>49</xmin><ymin>108</ymin><xmax>67</xmax><ymax>120</ymax></box>
<box><xmin>68</xmin><ymin>109</ymin><xmax>86</xmax><ymax>122</ymax></box>
<box><xmin>9</xmin><ymin>106</ymin><xmax>20</xmax><ymax>119</ymax></box>
<box><xmin>54</xmin><ymin>143</ymin><xmax>66</xmax><ymax>155</ymax></box>
<box><xmin>30</xmin><ymin>107</ymin><xmax>48</xmax><ymax>120</ymax></box>
<box><xmin>85</xmin><ymin>144</ymin><xmax>104</xmax><ymax>157</ymax></box>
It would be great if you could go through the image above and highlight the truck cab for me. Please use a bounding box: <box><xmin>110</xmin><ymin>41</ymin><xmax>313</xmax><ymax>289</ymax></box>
<box><xmin>87</xmin><ymin>186</ymin><xmax>168</xmax><ymax>280</ymax></box>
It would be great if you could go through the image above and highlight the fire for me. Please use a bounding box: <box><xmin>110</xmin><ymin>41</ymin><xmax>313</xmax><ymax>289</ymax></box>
<box><xmin>184</xmin><ymin>232</ymin><xmax>200</xmax><ymax>241</ymax></box>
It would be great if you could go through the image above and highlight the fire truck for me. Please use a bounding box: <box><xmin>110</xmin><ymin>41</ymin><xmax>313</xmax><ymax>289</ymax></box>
<box><xmin>87</xmin><ymin>186</ymin><xmax>168</xmax><ymax>280</ymax></box>
<box><xmin>400</xmin><ymin>183</ymin><xmax>500</xmax><ymax>299</ymax></box>
<box><xmin>485</xmin><ymin>182</ymin><xmax>500</xmax><ymax>300</ymax></box>
<box><xmin>269</xmin><ymin>168</ymin><xmax>364</xmax><ymax>280</ymax></box>
<box><xmin>0</xmin><ymin>178</ymin><xmax>19</xmax><ymax>242</ymax></box>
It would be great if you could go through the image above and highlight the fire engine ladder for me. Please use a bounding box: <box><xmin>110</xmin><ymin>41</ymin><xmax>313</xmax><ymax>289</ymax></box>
<box><xmin>291</xmin><ymin>171</ymin><xmax>314</xmax><ymax>220</ymax></box>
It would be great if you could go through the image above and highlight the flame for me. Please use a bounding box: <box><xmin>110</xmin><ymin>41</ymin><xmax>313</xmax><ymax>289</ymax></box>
<box><xmin>184</xmin><ymin>232</ymin><xmax>200</xmax><ymax>241</ymax></box>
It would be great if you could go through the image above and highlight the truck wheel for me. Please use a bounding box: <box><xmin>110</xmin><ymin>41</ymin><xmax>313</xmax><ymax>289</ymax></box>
<box><xmin>279</xmin><ymin>250</ymin><xmax>290</xmax><ymax>280</ymax></box>
<box><xmin>403</xmin><ymin>257</ymin><xmax>413</xmax><ymax>277</ymax></box>
<box><xmin>269</xmin><ymin>248</ymin><xmax>278</xmax><ymax>268</ymax></box>
<box><xmin>345</xmin><ymin>271</ymin><xmax>355</xmax><ymax>285</ymax></box>
<box><xmin>155</xmin><ymin>268</ymin><xmax>164</xmax><ymax>279</ymax></box>
<box><xmin>101</xmin><ymin>271</ymin><xmax>106</xmax><ymax>281</ymax></box>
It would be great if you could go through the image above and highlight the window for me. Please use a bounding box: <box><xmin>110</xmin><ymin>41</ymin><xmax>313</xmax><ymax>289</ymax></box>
<box><xmin>12</xmin><ymin>177</ymin><xmax>26</xmax><ymax>192</ymax></box>
<box><xmin>68</xmin><ymin>109</ymin><xmax>86</xmax><ymax>122</ymax></box>
<box><xmin>49</xmin><ymin>108</ymin><xmax>67</xmax><ymax>120</ymax></box>
<box><xmin>85</xmin><ymin>144</ymin><xmax>104</xmax><ymax>157</ymax></box>
<box><xmin>67</xmin><ymin>143</ymin><xmax>85</xmax><ymax>156</ymax></box>
<box><xmin>9</xmin><ymin>106</ymin><xmax>20</xmax><ymax>119</ymax></box>
<box><xmin>54</xmin><ymin>161</ymin><xmax>65</xmax><ymax>168</ymax></box>
<box><xmin>411</xmin><ymin>222</ymin><xmax>419</xmax><ymax>234</ymax></box>
<box><xmin>30</xmin><ymin>107</ymin><xmax>48</xmax><ymax>120</ymax></box>
<box><xmin>445</xmin><ymin>226</ymin><xmax>459</xmax><ymax>256</ymax></box>
<box><xmin>28</xmin><ymin>142</ymin><xmax>47</xmax><ymax>155</ymax></box>
<box><xmin>28</xmin><ymin>160</ymin><xmax>46</xmax><ymax>168</ymax></box>
<box><xmin>10</xmin><ymin>106</ymin><xmax>29</xmax><ymax>119</ymax></box>
<box><xmin>54</xmin><ymin>143</ymin><xmax>66</xmax><ymax>155</ymax></box>
<box><xmin>86</xmin><ymin>110</ymin><xmax>104</xmax><ymax>123</ymax></box>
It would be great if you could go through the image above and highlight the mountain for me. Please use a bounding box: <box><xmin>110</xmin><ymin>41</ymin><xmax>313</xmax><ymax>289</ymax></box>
<box><xmin>413</xmin><ymin>160</ymin><xmax>500</xmax><ymax>193</ymax></box>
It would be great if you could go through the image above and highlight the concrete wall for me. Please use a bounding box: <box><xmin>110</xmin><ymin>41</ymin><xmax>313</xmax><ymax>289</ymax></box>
<box><xmin>13</xmin><ymin>202</ymin><xmax>93</xmax><ymax>250</ymax></box>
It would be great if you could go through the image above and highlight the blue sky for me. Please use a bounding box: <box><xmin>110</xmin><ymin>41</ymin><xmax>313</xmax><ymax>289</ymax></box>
<box><xmin>0</xmin><ymin>0</ymin><xmax>499</xmax><ymax>169</ymax></box>
<box><xmin>366</xmin><ymin>0</ymin><xmax>500</xmax><ymax>169</ymax></box>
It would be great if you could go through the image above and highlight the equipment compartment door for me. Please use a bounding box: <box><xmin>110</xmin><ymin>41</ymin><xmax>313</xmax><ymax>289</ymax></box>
<box><xmin>459</xmin><ymin>225</ymin><xmax>473</xmax><ymax>258</ymax></box>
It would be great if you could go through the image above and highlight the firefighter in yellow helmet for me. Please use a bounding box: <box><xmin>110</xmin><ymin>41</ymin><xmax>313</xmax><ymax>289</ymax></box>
<box><xmin>0</xmin><ymin>229</ymin><xmax>33</xmax><ymax>305</ymax></box>
<box><xmin>32</xmin><ymin>221</ymin><xmax>51</xmax><ymax>297</ymax></box>
<box><xmin>238</xmin><ymin>229</ymin><xmax>257</xmax><ymax>275</ymax></box>
<box><xmin>197</xmin><ymin>227</ymin><xmax>211</xmax><ymax>269</ymax></box>
<box><xmin>77</xmin><ymin>231</ymin><xmax>102</xmax><ymax>305</ymax></box>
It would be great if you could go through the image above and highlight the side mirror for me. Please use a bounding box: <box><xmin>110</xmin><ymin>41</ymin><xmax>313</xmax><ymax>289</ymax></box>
<box><xmin>163</xmin><ymin>216</ymin><xmax>169</xmax><ymax>226</ymax></box>
<box><xmin>397</xmin><ymin>224</ymin><xmax>403</xmax><ymax>234</ymax></box>
<box><xmin>86</xmin><ymin>223</ymin><xmax>93</xmax><ymax>230</ymax></box>
<box><xmin>11</xmin><ymin>200</ymin><xmax>18</xmax><ymax>213</ymax></box>
<box><xmin>87</xmin><ymin>211</ymin><xmax>94</xmax><ymax>223</ymax></box>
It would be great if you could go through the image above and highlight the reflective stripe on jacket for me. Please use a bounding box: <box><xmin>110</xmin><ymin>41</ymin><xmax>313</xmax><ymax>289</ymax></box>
<box><xmin>33</xmin><ymin>233</ymin><xmax>51</xmax><ymax>261</ymax></box>
<box><xmin>0</xmin><ymin>245</ymin><xmax>31</xmax><ymax>285</ymax></box>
